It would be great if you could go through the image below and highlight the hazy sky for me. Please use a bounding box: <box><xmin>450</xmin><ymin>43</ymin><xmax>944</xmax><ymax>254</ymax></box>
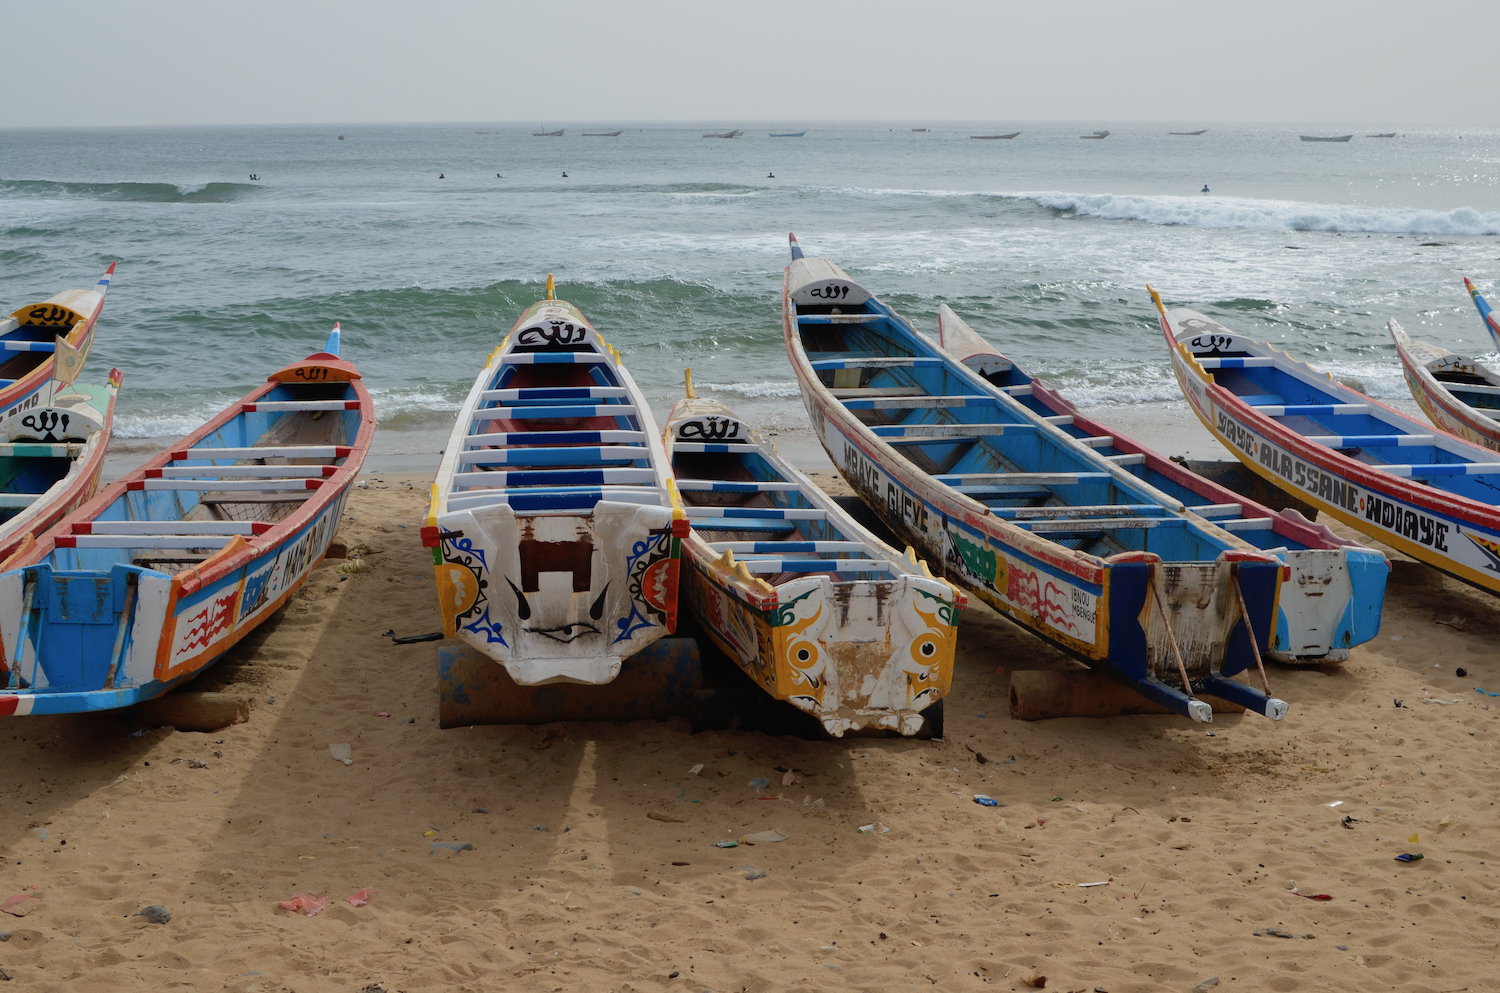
<box><xmin>5</xmin><ymin>0</ymin><xmax>1496</xmax><ymax>128</ymax></box>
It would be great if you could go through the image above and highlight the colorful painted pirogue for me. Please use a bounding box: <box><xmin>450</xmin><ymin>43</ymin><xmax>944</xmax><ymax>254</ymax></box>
<box><xmin>0</xmin><ymin>326</ymin><xmax>372</xmax><ymax>716</ymax></box>
<box><xmin>1390</xmin><ymin>318</ymin><xmax>1500</xmax><ymax>453</ymax></box>
<box><xmin>937</xmin><ymin>304</ymin><xmax>1387</xmax><ymax>663</ymax></box>
<box><xmin>1154</xmin><ymin>289</ymin><xmax>1500</xmax><ymax>596</ymax></box>
<box><xmin>1</xmin><ymin>263</ymin><xmax>114</xmax><ymax>427</ymax></box>
<box><xmin>423</xmin><ymin>277</ymin><xmax>686</xmax><ymax>686</ymax></box>
<box><xmin>664</xmin><ymin>378</ymin><xmax>962</xmax><ymax>736</ymax></box>
<box><xmin>782</xmin><ymin>235</ymin><xmax>1288</xmax><ymax>723</ymax></box>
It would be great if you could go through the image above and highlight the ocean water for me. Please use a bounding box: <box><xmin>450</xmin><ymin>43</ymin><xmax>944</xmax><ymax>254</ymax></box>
<box><xmin>3</xmin><ymin>122</ymin><xmax>1499</xmax><ymax>471</ymax></box>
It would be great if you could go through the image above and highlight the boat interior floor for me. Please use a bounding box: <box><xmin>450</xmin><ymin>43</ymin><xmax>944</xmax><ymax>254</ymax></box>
<box><xmin>674</xmin><ymin>451</ymin><xmax>859</xmax><ymax>585</ymax></box>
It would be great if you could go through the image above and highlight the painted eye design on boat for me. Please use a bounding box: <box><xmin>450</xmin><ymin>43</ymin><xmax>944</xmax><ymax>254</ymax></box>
<box><xmin>919</xmin><ymin>641</ymin><xmax>936</xmax><ymax>657</ymax></box>
<box><xmin>796</xmin><ymin>647</ymin><xmax>811</xmax><ymax>662</ymax></box>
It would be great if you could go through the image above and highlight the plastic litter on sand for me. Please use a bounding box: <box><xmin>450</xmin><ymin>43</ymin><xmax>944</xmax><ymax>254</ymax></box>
<box><xmin>329</xmin><ymin>744</ymin><xmax>352</xmax><ymax>765</ymax></box>
<box><xmin>277</xmin><ymin>894</ymin><xmax>328</xmax><ymax>917</ymax></box>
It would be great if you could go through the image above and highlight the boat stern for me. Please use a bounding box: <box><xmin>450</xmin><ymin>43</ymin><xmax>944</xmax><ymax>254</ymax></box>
<box><xmin>0</xmin><ymin>561</ymin><xmax>176</xmax><ymax>714</ymax></box>
<box><xmin>1106</xmin><ymin>550</ymin><xmax>1287</xmax><ymax>722</ymax></box>
<box><xmin>429</xmin><ymin>500</ymin><xmax>682</xmax><ymax>685</ymax></box>
<box><xmin>769</xmin><ymin>571</ymin><xmax>959</xmax><ymax>738</ymax></box>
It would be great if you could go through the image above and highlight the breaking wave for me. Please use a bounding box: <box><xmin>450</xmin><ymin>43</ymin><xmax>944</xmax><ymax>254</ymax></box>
<box><xmin>0</xmin><ymin>179</ymin><xmax>259</xmax><ymax>203</ymax></box>
<box><xmin>1010</xmin><ymin>191</ymin><xmax>1500</xmax><ymax>236</ymax></box>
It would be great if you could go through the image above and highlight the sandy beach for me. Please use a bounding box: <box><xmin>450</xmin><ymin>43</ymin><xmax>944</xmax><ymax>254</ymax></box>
<box><xmin>2</xmin><ymin>466</ymin><xmax>1497</xmax><ymax>993</ymax></box>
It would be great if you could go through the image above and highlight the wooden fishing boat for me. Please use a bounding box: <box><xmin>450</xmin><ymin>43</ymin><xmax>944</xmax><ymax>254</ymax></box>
<box><xmin>533</xmin><ymin>128</ymin><xmax>564</xmax><ymax>137</ymax></box>
<box><xmin>1391</xmin><ymin>318</ymin><xmax>1500</xmax><ymax>452</ymax></box>
<box><xmin>782</xmin><ymin>235</ymin><xmax>1288</xmax><ymax>723</ymax></box>
<box><xmin>769</xmin><ymin>132</ymin><xmax>806</xmax><ymax>138</ymax></box>
<box><xmin>0</xmin><ymin>369</ymin><xmax>123</xmax><ymax>566</ymax></box>
<box><xmin>422</xmin><ymin>277</ymin><xmax>686</xmax><ymax>686</ymax></box>
<box><xmin>1</xmin><ymin>263</ymin><xmax>115</xmax><ymax>425</ymax></box>
<box><xmin>1154</xmin><ymin>289</ymin><xmax>1500</xmax><ymax>596</ymax></box>
<box><xmin>1300</xmin><ymin>135</ymin><xmax>1353</xmax><ymax>142</ymax></box>
<box><xmin>971</xmin><ymin>132</ymin><xmax>1021</xmax><ymax>140</ymax></box>
<box><xmin>937</xmin><ymin>305</ymin><xmax>1387</xmax><ymax>663</ymax></box>
<box><xmin>1169</xmin><ymin>130</ymin><xmax>1208</xmax><ymax>136</ymax></box>
<box><xmin>665</xmin><ymin>380</ymin><xmax>962</xmax><ymax>737</ymax></box>
<box><xmin>1464</xmin><ymin>277</ymin><xmax>1500</xmax><ymax>352</ymax></box>
<box><xmin>583</xmin><ymin>131</ymin><xmax>623</xmax><ymax>137</ymax></box>
<box><xmin>0</xmin><ymin>326</ymin><xmax>373</xmax><ymax>716</ymax></box>
<box><xmin>1368</xmin><ymin>132</ymin><xmax>1397</xmax><ymax>138</ymax></box>
<box><xmin>1081</xmin><ymin>131</ymin><xmax>1110</xmax><ymax>139</ymax></box>
<box><xmin>702</xmin><ymin>130</ymin><xmax>744</xmax><ymax>139</ymax></box>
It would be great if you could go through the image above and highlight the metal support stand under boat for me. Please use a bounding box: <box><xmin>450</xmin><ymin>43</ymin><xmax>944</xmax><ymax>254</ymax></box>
<box><xmin>437</xmin><ymin>638</ymin><xmax>701</xmax><ymax>727</ymax></box>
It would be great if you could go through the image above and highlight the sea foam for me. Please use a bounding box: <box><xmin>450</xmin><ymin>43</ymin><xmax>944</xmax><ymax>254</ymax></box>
<box><xmin>1011</xmin><ymin>191</ymin><xmax>1500</xmax><ymax>236</ymax></box>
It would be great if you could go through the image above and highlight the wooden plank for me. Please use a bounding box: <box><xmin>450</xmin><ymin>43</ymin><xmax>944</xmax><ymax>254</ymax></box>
<box><xmin>829</xmin><ymin>387</ymin><xmax>927</xmax><ymax>398</ymax></box>
<box><xmin>77</xmin><ymin>521</ymin><xmax>269</xmax><ymax>536</ymax></box>
<box><xmin>243</xmin><ymin>400</ymin><xmax>360</xmax><ymax>412</ymax></box>
<box><xmin>471</xmin><ymin>404</ymin><xmax>637</xmax><ymax>421</ymax></box>
<box><xmin>172</xmin><ymin>445</ymin><xmax>350</xmax><ymax>460</ymax></box>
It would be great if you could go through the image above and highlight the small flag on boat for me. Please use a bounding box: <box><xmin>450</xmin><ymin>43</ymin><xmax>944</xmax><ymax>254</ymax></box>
<box><xmin>53</xmin><ymin>334</ymin><xmax>84</xmax><ymax>386</ymax></box>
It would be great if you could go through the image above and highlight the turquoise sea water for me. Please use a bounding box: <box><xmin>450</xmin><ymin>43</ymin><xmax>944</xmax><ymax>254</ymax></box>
<box><xmin>3</xmin><ymin>122</ymin><xmax>1499</xmax><ymax>468</ymax></box>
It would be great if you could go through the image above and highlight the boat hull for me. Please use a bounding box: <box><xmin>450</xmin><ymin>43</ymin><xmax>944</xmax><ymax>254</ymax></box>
<box><xmin>1163</xmin><ymin>310</ymin><xmax>1500</xmax><ymax>594</ymax></box>
<box><xmin>0</xmin><ymin>488</ymin><xmax>349</xmax><ymax>714</ymax></box>
<box><xmin>0</xmin><ymin>333</ymin><xmax>373</xmax><ymax>715</ymax></box>
<box><xmin>425</xmin><ymin>297</ymin><xmax>684</xmax><ymax>686</ymax></box>
<box><xmin>666</xmin><ymin>397</ymin><xmax>958</xmax><ymax>736</ymax></box>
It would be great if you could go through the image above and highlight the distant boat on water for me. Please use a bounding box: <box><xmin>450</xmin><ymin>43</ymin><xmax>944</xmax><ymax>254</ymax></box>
<box><xmin>1169</xmin><ymin>129</ymin><xmax>1208</xmax><ymax>136</ymax></box>
<box><xmin>769</xmin><ymin>131</ymin><xmax>806</xmax><ymax>137</ymax></box>
<box><xmin>533</xmin><ymin>128</ymin><xmax>564</xmax><ymax>137</ymax></box>
<box><xmin>911</xmin><ymin>128</ymin><xmax>929</xmax><ymax>132</ymax></box>
<box><xmin>971</xmin><ymin>132</ymin><xmax>1020</xmax><ymax>140</ymax></box>
<box><xmin>1300</xmin><ymin>134</ymin><xmax>1352</xmax><ymax>142</ymax></box>
<box><xmin>1368</xmin><ymin>132</ymin><xmax>1397</xmax><ymax>138</ymax></box>
<box><xmin>1080</xmin><ymin>130</ymin><xmax>1110</xmax><ymax>139</ymax></box>
<box><xmin>583</xmin><ymin>130</ymin><xmax>623</xmax><ymax>137</ymax></box>
<box><xmin>703</xmin><ymin>129</ymin><xmax>744</xmax><ymax>138</ymax></box>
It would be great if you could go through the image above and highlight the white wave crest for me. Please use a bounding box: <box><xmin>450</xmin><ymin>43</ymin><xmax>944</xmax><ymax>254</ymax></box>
<box><xmin>1013</xmin><ymin>191</ymin><xmax>1500</xmax><ymax>236</ymax></box>
<box><xmin>695</xmin><ymin>380</ymin><xmax>802</xmax><ymax>398</ymax></box>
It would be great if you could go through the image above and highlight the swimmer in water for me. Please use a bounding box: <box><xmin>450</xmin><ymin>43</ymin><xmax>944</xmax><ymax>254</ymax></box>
<box><xmin>497</xmin><ymin>173</ymin><xmax>503</xmax><ymax>178</ymax></box>
<box><xmin>1202</xmin><ymin>184</ymin><xmax>1209</xmax><ymax>193</ymax></box>
<box><xmin>439</xmin><ymin>173</ymin><xmax>445</xmax><ymax>179</ymax></box>
<box><xmin>768</xmin><ymin>171</ymin><xmax>775</xmax><ymax>178</ymax></box>
<box><xmin>562</xmin><ymin>171</ymin><xmax>568</xmax><ymax>178</ymax></box>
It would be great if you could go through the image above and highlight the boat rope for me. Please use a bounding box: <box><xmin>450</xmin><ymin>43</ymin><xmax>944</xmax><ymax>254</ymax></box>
<box><xmin>1151</xmin><ymin>574</ymin><xmax>1196</xmax><ymax>698</ymax></box>
<box><xmin>1232</xmin><ymin>569</ymin><xmax>1272</xmax><ymax>695</ymax></box>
